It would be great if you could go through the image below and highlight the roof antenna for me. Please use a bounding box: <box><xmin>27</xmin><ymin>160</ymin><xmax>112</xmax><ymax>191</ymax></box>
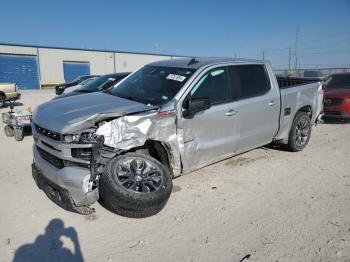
<box><xmin>187</xmin><ymin>57</ymin><xmax>198</xmax><ymax>66</ymax></box>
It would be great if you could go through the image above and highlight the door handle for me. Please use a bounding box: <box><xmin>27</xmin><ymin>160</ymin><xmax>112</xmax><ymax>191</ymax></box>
<box><xmin>225</xmin><ymin>109</ymin><xmax>238</xmax><ymax>116</ymax></box>
<box><xmin>268</xmin><ymin>101</ymin><xmax>276</xmax><ymax>106</ymax></box>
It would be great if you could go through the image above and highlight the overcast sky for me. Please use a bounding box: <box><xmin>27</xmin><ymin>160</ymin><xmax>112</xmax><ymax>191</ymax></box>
<box><xmin>0</xmin><ymin>0</ymin><xmax>349</xmax><ymax>69</ymax></box>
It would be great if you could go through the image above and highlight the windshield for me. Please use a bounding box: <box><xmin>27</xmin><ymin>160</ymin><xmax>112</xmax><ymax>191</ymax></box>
<box><xmin>111</xmin><ymin>66</ymin><xmax>195</xmax><ymax>105</ymax></box>
<box><xmin>79</xmin><ymin>77</ymin><xmax>96</xmax><ymax>86</ymax></box>
<box><xmin>325</xmin><ymin>75</ymin><xmax>350</xmax><ymax>89</ymax></box>
<box><xmin>78</xmin><ymin>75</ymin><xmax>117</xmax><ymax>92</ymax></box>
<box><xmin>72</xmin><ymin>76</ymin><xmax>85</xmax><ymax>82</ymax></box>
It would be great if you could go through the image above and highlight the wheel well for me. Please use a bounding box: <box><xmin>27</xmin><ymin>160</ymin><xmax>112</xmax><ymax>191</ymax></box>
<box><xmin>134</xmin><ymin>140</ymin><xmax>171</xmax><ymax>171</ymax></box>
<box><xmin>297</xmin><ymin>105</ymin><xmax>312</xmax><ymax>118</ymax></box>
<box><xmin>0</xmin><ymin>91</ymin><xmax>6</xmax><ymax>98</ymax></box>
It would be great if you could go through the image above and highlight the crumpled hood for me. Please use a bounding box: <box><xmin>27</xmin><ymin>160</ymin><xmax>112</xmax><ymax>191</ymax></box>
<box><xmin>33</xmin><ymin>92</ymin><xmax>158</xmax><ymax>134</ymax></box>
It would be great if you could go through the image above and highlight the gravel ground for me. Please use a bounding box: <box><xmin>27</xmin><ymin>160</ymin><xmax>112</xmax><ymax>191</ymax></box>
<box><xmin>0</xmin><ymin>90</ymin><xmax>349</xmax><ymax>262</ymax></box>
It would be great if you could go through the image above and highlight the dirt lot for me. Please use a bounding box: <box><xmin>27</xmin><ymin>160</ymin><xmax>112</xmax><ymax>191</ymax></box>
<box><xmin>1</xmin><ymin>90</ymin><xmax>350</xmax><ymax>262</ymax></box>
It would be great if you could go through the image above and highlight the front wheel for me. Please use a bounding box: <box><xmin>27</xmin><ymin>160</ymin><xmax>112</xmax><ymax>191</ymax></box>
<box><xmin>14</xmin><ymin>128</ymin><xmax>24</xmax><ymax>141</ymax></box>
<box><xmin>99</xmin><ymin>153</ymin><xmax>173</xmax><ymax>218</ymax></box>
<box><xmin>286</xmin><ymin>112</ymin><xmax>312</xmax><ymax>152</ymax></box>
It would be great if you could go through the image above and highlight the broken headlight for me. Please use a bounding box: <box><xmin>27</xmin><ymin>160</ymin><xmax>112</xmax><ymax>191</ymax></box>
<box><xmin>62</xmin><ymin>130</ymin><xmax>98</xmax><ymax>143</ymax></box>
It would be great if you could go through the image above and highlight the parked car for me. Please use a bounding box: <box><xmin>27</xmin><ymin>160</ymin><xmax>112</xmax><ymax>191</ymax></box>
<box><xmin>55</xmin><ymin>73</ymin><xmax>130</xmax><ymax>99</ymax></box>
<box><xmin>62</xmin><ymin>77</ymin><xmax>98</xmax><ymax>94</ymax></box>
<box><xmin>323</xmin><ymin>72</ymin><xmax>350</xmax><ymax>121</ymax></box>
<box><xmin>31</xmin><ymin>58</ymin><xmax>323</xmax><ymax>217</ymax></box>
<box><xmin>0</xmin><ymin>83</ymin><xmax>21</xmax><ymax>108</ymax></box>
<box><xmin>55</xmin><ymin>75</ymin><xmax>98</xmax><ymax>95</ymax></box>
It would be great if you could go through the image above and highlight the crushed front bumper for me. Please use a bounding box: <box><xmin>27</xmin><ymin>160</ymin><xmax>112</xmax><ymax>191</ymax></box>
<box><xmin>32</xmin><ymin>145</ymin><xmax>98</xmax><ymax>214</ymax></box>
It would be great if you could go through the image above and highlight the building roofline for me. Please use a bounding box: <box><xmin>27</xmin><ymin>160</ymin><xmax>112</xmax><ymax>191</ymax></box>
<box><xmin>0</xmin><ymin>42</ymin><xmax>190</xmax><ymax>58</ymax></box>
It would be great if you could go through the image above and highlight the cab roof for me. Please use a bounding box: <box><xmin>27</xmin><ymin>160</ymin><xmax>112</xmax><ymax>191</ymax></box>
<box><xmin>148</xmin><ymin>57</ymin><xmax>267</xmax><ymax>69</ymax></box>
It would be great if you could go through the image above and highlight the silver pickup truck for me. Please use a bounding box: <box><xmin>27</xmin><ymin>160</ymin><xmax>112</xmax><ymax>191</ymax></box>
<box><xmin>31</xmin><ymin>58</ymin><xmax>323</xmax><ymax>217</ymax></box>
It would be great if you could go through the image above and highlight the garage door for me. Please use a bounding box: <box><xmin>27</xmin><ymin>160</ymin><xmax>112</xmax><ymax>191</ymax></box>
<box><xmin>0</xmin><ymin>54</ymin><xmax>40</xmax><ymax>89</ymax></box>
<box><xmin>63</xmin><ymin>62</ymin><xmax>90</xmax><ymax>82</ymax></box>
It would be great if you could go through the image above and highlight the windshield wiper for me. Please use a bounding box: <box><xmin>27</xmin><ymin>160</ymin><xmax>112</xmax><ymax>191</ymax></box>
<box><xmin>102</xmin><ymin>89</ymin><xmax>112</xmax><ymax>94</ymax></box>
<box><xmin>116</xmin><ymin>94</ymin><xmax>148</xmax><ymax>104</ymax></box>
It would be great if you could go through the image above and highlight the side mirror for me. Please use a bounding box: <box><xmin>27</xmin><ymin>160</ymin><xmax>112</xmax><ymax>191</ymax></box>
<box><xmin>183</xmin><ymin>97</ymin><xmax>210</xmax><ymax>119</ymax></box>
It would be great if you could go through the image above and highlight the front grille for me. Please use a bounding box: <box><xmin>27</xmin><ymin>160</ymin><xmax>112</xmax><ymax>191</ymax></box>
<box><xmin>37</xmin><ymin>146</ymin><xmax>90</xmax><ymax>169</ymax></box>
<box><xmin>71</xmin><ymin>148</ymin><xmax>92</xmax><ymax>161</ymax></box>
<box><xmin>324</xmin><ymin>98</ymin><xmax>343</xmax><ymax>107</ymax></box>
<box><xmin>35</xmin><ymin>124</ymin><xmax>61</xmax><ymax>141</ymax></box>
<box><xmin>37</xmin><ymin>146</ymin><xmax>64</xmax><ymax>169</ymax></box>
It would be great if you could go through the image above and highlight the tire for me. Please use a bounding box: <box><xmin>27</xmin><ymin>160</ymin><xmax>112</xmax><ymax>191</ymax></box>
<box><xmin>99</xmin><ymin>197</ymin><xmax>169</xmax><ymax>218</ymax></box>
<box><xmin>286</xmin><ymin>112</ymin><xmax>312</xmax><ymax>152</ymax></box>
<box><xmin>14</xmin><ymin>128</ymin><xmax>24</xmax><ymax>141</ymax></box>
<box><xmin>4</xmin><ymin>125</ymin><xmax>14</xmax><ymax>137</ymax></box>
<box><xmin>0</xmin><ymin>95</ymin><xmax>5</xmax><ymax>108</ymax></box>
<box><xmin>99</xmin><ymin>153</ymin><xmax>173</xmax><ymax>218</ymax></box>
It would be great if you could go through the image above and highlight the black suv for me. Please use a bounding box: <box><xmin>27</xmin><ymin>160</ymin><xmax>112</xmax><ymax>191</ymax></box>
<box><xmin>55</xmin><ymin>75</ymin><xmax>99</xmax><ymax>95</ymax></box>
<box><xmin>54</xmin><ymin>73</ymin><xmax>130</xmax><ymax>99</ymax></box>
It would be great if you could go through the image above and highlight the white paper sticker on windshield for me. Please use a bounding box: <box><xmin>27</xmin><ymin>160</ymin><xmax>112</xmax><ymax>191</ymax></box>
<box><xmin>166</xmin><ymin>74</ymin><xmax>186</xmax><ymax>82</ymax></box>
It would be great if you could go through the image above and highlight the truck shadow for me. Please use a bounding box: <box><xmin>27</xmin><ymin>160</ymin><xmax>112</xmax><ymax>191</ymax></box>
<box><xmin>13</xmin><ymin>218</ymin><xmax>84</xmax><ymax>262</ymax></box>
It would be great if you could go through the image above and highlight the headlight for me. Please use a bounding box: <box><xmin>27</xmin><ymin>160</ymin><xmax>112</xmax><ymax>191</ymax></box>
<box><xmin>16</xmin><ymin>115</ymin><xmax>30</xmax><ymax>124</ymax></box>
<box><xmin>62</xmin><ymin>134</ymin><xmax>80</xmax><ymax>143</ymax></box>
<box><xmin>62</xmin><ymin>131</ymin><xmax>97</xmax><ymax>143</ymax></box>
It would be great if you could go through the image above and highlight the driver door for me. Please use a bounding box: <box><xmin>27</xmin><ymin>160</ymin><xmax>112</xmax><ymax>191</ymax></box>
<box><xmin>180</xmin><ymin>66</ymin><xmax>240</xmax><ymax>171</ymax></box>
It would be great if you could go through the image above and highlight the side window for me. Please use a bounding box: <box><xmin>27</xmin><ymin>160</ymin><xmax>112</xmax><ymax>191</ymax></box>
<box><xmin>229</xmin><ymin>65</ymin><xmax>271</xmax><ymax>99</ymax></box>
<box><xmin>191</xmin><ymin>67</ymin><xmax>231</xmax><ymax>105</ymax></box>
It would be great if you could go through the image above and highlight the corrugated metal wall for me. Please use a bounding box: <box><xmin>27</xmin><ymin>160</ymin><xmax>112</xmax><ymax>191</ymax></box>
<box><xmin>38</xmin><ymin>48</ymin><xmax>115</xmax><ymax>83</ymax></box>
<box><xmin>115</xmin><ymin>53</ymin><xmax>171</xmax><ymax>72</ymax></box>
<box><xmin>0</xmin><ymin>44</ymin><xmax>184</xmax><ymax>89</ymax></box>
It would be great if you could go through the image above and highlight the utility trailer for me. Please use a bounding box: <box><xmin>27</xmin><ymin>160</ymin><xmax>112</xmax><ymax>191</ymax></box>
<box><xmin>2</xmin><ymin>102</ymin><xmax>32</xmax><ymax>141</ymax></box>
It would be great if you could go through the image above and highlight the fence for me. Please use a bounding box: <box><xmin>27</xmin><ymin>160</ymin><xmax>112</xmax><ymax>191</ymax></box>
<box><xmin>274</xmin><ymin>68</ymin><xmax>350</xmax><ymax>78</ymax></box>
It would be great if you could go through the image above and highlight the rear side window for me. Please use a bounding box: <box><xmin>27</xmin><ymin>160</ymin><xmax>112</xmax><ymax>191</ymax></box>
<box><xmin>229</xmin><ymin>65</ymin><xmax>271</xmax><ymax>99</ymax></box>
<box><xmin>191</xmin><ymin>67</ymin><xmax>231</xmax><ymax>105</ymax></box>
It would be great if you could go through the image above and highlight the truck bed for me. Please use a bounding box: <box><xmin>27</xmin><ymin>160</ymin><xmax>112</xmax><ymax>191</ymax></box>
<box><xmin>274</xmin><ymin>81</ymin><xmax>324</xmax><ymax>143</ymax></box>
<box><xmin>277</xmin><ymin>76</ymin><xmax>323</xmax><ymax>89</ymax></box>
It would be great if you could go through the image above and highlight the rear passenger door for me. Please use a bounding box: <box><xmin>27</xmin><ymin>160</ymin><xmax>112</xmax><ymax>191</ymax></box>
<box><xmin>229</xmin><ymin>65</ymin><xmax>280</xmax><ymax>153</ymax></box>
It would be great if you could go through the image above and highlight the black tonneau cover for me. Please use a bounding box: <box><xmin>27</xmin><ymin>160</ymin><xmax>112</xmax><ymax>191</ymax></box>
<box><xmin>277</xmin><ymin>76</ymin><xmax>323</xmax><ymax>89</ymax></box>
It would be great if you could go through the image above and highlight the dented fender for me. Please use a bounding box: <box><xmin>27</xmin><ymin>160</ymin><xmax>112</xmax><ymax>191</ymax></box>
<box><xmin>95</xmin><ymin>111</ymin><xmax>184</xmax><ymax>176</ymax></box>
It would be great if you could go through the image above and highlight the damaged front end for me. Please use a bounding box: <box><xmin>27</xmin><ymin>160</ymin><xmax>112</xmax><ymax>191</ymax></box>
<box><xmin>32</xmin><ymin>107</ymin><xmax>182</xmax><ymax>215</ymax></box>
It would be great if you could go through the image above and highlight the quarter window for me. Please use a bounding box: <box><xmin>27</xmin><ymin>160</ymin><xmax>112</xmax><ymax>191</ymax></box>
<box><xmin>191</xmin><ymin>67</ymin><xmax>231</xmax><ymax>105</ymax></box>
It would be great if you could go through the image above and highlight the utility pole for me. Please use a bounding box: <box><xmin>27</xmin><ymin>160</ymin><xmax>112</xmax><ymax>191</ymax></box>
<box><xmin>262</xmin><ymin>50</ymin><xmax>265</xmax><ymax>60</ymax></box>
<box><xmin>234</xmin><ymin>53</ymin><xmax>237</xmax><ymax>59</ymax></box>
<box><xmin>294</xmin><ymin>25</ymin><xmax>299</xmax><ymax>73</ymax></box>
<box><xmin>288</xmin><ymin>48</ymin><xmax>292</xmax><ymax>71</ymax></box>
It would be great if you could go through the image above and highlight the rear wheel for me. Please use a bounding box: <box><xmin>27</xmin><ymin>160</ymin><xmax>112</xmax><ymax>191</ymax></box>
<box><xmin>99</xmin><ymin>153</ymin><xmax>173</xmax><ymax>218</ymax></box>
<box><xmin>286</xmin><ymin>112</ymin><xmax>311</xmax><ymax>152</ymax></box>
<box><xmin>4</xmin><ymin>125</ymin><xmax>14</xmax><ymax>137</ymax></box>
